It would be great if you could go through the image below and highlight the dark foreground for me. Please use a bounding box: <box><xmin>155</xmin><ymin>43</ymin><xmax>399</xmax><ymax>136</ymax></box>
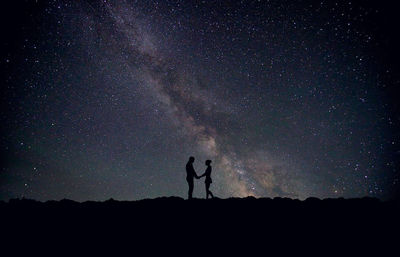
<box><xmin>2</xmin><ymin>196</ymin><xmax>399</xmax><ymax>254</ymax></box>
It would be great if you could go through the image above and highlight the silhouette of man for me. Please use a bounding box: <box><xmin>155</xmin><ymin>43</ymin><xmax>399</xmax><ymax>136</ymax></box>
<box><xmin>186</xmin><ymin>156</ymin><xmax>200</xmax><ymax>199</ymax></box>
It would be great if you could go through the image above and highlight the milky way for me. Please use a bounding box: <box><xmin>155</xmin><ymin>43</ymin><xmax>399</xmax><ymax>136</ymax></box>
<box><xmin>1</xmin><ymin>1</ymin><xmax>399</xmax><ymax>201</ymax></box>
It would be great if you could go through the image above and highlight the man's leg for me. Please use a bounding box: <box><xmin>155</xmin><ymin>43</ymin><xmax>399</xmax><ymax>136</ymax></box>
<box><xmin>188</xmin><ymin>180</ymin><xmax>194</xmax><ymax>199</ymax></box>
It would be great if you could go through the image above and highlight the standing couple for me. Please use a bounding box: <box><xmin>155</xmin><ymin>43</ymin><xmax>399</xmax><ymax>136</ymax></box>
<box><xmin>186</xmin><ymin>156</ymin><xmax>214</xmax><ymax>199</ymax></box>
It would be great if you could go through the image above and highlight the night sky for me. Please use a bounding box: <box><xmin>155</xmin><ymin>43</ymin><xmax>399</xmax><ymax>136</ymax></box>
<box><xmin>1</xmin><ymin>0</ymin><xmax>399</xmax><ymax>201</ymax></box>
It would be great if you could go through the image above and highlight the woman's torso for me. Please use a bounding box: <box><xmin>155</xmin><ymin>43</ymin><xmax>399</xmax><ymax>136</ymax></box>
<box><xmin>205</xmin><ymin>166</ymin><xmax>212</xmax><ymax>184</ymax></box>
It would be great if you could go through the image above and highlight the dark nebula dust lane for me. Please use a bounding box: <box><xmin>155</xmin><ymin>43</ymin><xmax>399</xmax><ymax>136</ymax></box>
<box><xmin>1</xmin><ymin>0</ymin><xmax>399</xmax><ymax>201</ymax></box>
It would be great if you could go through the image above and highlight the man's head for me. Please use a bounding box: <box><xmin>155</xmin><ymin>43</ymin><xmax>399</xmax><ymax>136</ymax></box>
<box><xmin>205</xmin><ymin>160</ymin><xmax>212</xmax><ymax>166</ymax></box>
<box><xmin>189</xmin><ymin>156</ymin><xmax>195</xmax><ymax>163</ymax></box>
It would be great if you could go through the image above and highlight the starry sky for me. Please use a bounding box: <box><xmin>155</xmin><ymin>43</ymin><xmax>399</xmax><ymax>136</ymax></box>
<box><xmin>1</xmin><ymin>0</ymin><xmax>399</xmax><ymax>201</ymax></box>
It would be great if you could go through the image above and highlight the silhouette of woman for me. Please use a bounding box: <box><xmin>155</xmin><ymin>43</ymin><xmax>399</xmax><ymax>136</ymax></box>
<box><xmin>200</xmin><ymin>160</ymin><xmax>214</xmax><ymax>199</ymax></box>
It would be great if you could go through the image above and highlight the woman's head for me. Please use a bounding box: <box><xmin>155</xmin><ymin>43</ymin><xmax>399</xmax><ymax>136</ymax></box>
<box><xmin>205</xmin><ymin>160</ymin><xmax>212</xmax><ymax>165</ymax></box>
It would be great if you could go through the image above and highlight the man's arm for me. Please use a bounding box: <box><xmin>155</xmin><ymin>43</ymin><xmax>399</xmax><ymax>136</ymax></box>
<box><xmin>194</xmin><ymin>172</ymin><xmax>201</xmax><ymax>179</ymax></box>
<box><xmin>193</xmin><ymin>169</ymin><xmax>201</xmax><ymax>179</ymax></box>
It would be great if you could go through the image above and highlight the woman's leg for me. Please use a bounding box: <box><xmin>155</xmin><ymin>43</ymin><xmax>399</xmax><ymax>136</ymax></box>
<box><xmin>206</xmin><ymin>183</ymin><xmax>213</xmax><ymax>199</ymax></box>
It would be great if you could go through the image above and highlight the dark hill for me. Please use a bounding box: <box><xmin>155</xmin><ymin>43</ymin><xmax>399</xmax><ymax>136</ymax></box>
<box><xmin>1</xmin><ymin>197</ymin><xmax>399</xmax><ymax>255</ymax></box>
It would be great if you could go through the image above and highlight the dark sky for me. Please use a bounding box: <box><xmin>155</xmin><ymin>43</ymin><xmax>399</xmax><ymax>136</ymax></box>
<box><xmin>1</xmin><ymin>0</ymin><xmax>399</xmax><ymax>201</ymax></box>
